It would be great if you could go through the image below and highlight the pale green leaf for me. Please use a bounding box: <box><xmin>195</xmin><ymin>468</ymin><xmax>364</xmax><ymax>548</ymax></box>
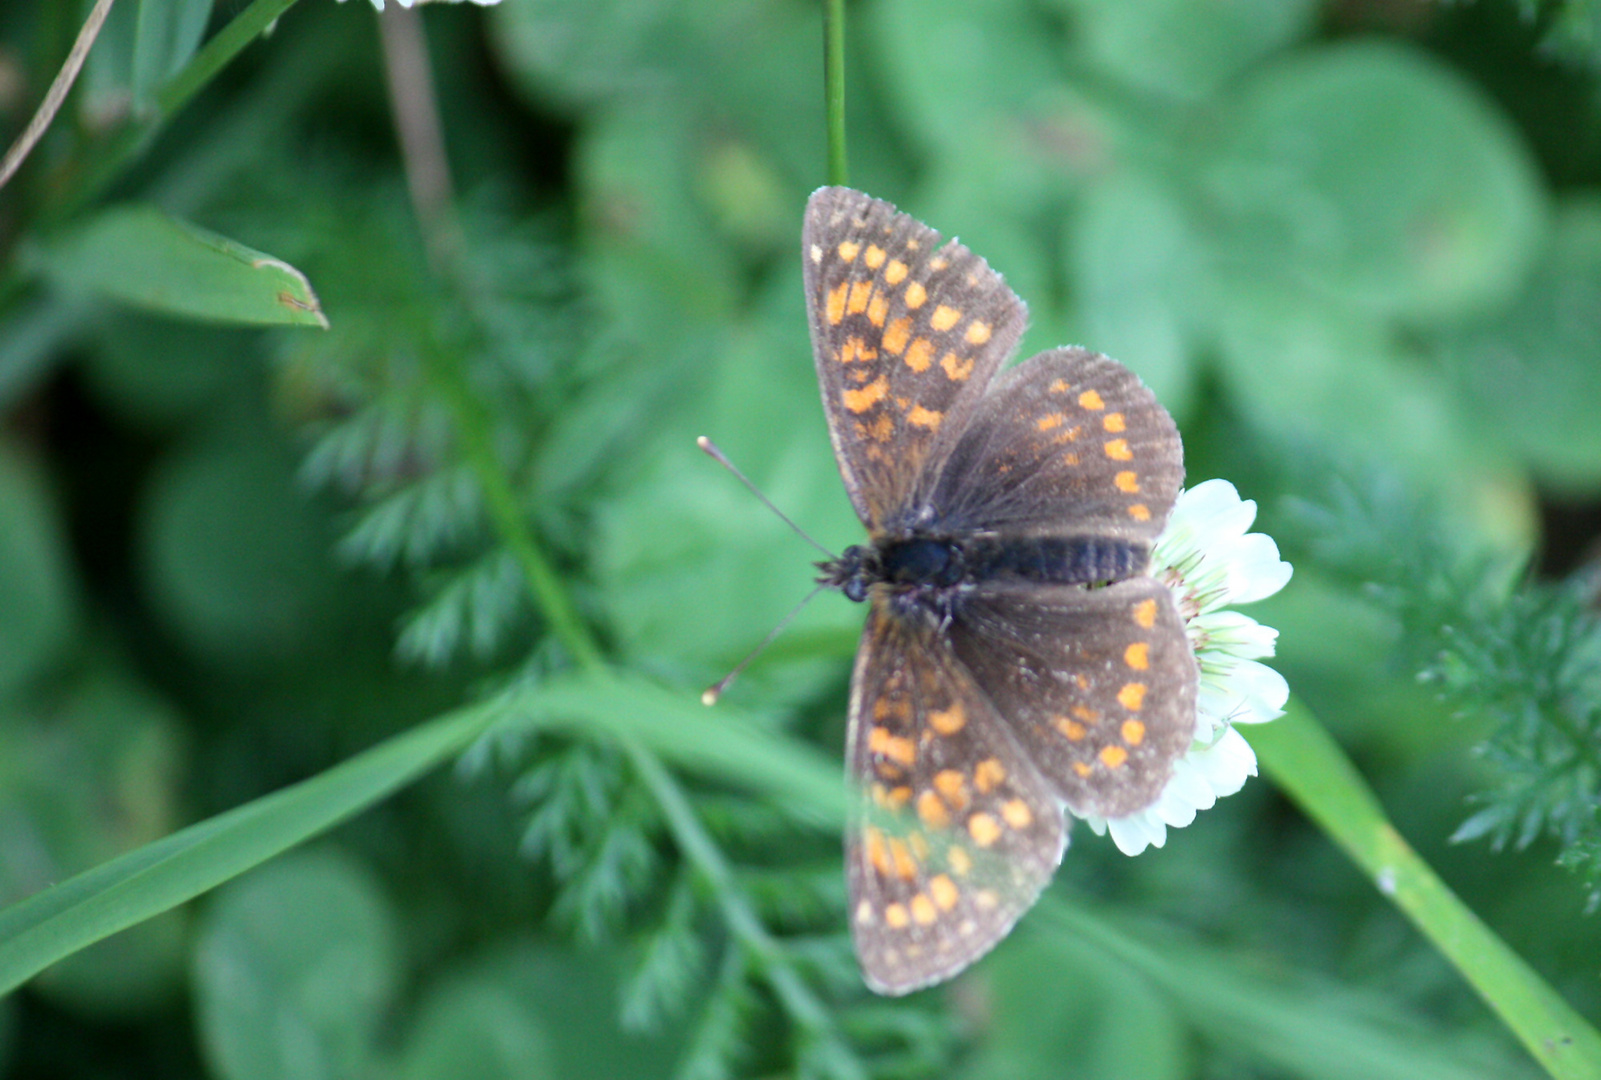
<box><xmin>39</xmin><ymin>206</ymin><xmax>328</xmax><ymax>328</ymax></box>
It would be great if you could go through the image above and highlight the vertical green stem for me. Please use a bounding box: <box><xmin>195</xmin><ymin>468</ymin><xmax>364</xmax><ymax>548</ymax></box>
<box><xmin>624</xmin><ymin>743</ymin><xmax>853</xmax><ymax>1061</ymax></box>
<box><xmin>823</xmin><ymin>0</ymin><xmax>848</xmax><ymax>187</ymax></box>
<box><xmin>1249</xmin><ymin>699</ymin><xmax>1601</xmax><ymax>1080</ymax></box>
<box><xmin>437</xmin><ymin>370</ymin><xmax>604</xmax><ymax>673</ymax></box>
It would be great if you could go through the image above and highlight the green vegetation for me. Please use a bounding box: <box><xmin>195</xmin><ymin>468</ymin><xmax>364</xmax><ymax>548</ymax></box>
<box><xmin>2</xmin><ymin>0</ymin><xmax>1601</xmax><ymax>1077</ymax></box>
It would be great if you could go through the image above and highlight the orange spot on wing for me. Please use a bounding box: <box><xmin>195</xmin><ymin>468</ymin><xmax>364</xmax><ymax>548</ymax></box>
<box><xmin>911</xmin><ymin>894</ymin><xmax>937</xmax><ymax>925</ymax></box>
<box><xmin>928</xmin><ymin>703</ymin><xmax>966</xmax><ymax>735</ymax></box>
<box><xmin>917</xmin><ymin>790</ymin><xmax>950</xmax><ymax>828</ymax></box>
<box><xmin>929</xmin><ymin>874</ymin><xmax>959</xmax><ymax>910</ymax></box>
<box><xmin>907</xmin><ymin>405</ymin><xmax>943</xmax><ymax>430</ymax></box>
<box><xmin>1103</xmin><ymin>412</ymin><xmax>1126</xmax><ymax>432</ymax></box>
<box><xmin>843</xmin><ymin>376</ymin><xmax>889</xmax><ymax>414</ymax></box>
<box><xmin>1124</xmin><ymin>643</ymin><xmax>1150</xmax><ymax>670</ymax></box>
<box><xmin>964</xmin><ymin>321</ymin><xmax>992</xmax><ymax>344</ymax></box>
<box><xmin>1121</xmin><ymin>718</ymin><xmax>1146</xmax><ymax>744</ymax></box>
<box><xmin>826</xmin><ymin>282</ymin><xmax>848</xmax><ymax>325</ymax></box>
<box><xmin>838</xmin><ymin>240</ymin><xmax>861</xmax><ymax>262</ymax></box>
<box><xmin>868</xmin><ymin>724</ymin><xmax>916</xmax><ymax>764</ymax></box>
<box><xmin>934</xmin><ymin>770</ymin><xmax>968</xmax><ymax>810</ymax></box>
<box><xmin>1049</xmin><ymin>378</ymin><xmax>1070</xmax><ymax>393</ymax></box>
<box><xmin>1001</xmin><ymin>799</ymin><xmax>1033</xmax><ymax>829</ymax></box>
<box><xmin>864</xmin><ymin>244</ymin><xmax>887</xmax><ymax>269</ymax></box>
<box><xmin>883</xmin><ymin>317</ymin><xmax>913</xmax><ymax>355</ymax></box>
<box><xmin>1099</xmin><ymin>745</ymin><xmax>1129</xmax><ymax>769</ymax></box>
<box><xmin>1036</xmin><ymin>413</ymin><xmax>1065</xmax><ymax>432</ymax></box>
<box><xmin>1054</xmin><ymin>717</ymin><xmax>1087</xmax><ymax>741</ymax></box>
<box><xmin>905</xmin><ymin>338</ymin><xmax>934</xmax><ymax>372</ymax></box>
<box><xmin>889</xmin><ymin>837</ymin><xmax>918</xmax><ymax>880</ymax></box>
<box><xmin>904</xmin><ymin>281</ymin><xmax>927</xmax><ymax>309</ymax></box>
<box><xmin>968</xmin><ymin>813</ymin><xmax>1001</xmax><ymax>847</ymax></box>
<box><xmin>848</xmin><ymin>280</ymin><xmax>873</xmax><ymax>315</ymax></box>
<box><xmin>866</xmin><ymin>828</ymin><xmax>889</xmax><ymax>876</ymax></box>
<box><xmin>973</xmin><ymin>758</ymin><xmax>1006</xmax><ymax>793</ymax></box>
<box><xmin>839</xmin><ymin>336</ymin><xmax>877</xmax><ymax>364</ymax></box>
<box><xmin>931</xmin><ymin>305</ymin><xmax>961</xmax><ymax>331</ymax></box>
<box><xmin>867</xmin><ymin>292</ymin><xmax>889</xmax><ymax>327</ymax></box>
<box><xmin>1128</xmin><ymin>504</ymin><xmax>1151</xmax><ymax>521</ymax></box>
<box><xmin>1104</xmin><ymin>439</ymin><xmax>1132</xmax><ymax>460</ymax></box>
<box><xmin>1073</xmin><ymin>762</ymin><xmax>1093</xmax><ymax>777</ymax></box>
<box><xmin>1119</xmin><ymin>683</ymin><xmax>1147</xmax><ymax>711</ymax></box>
<box><xmin>885</xmin><ymin>902</ymin><xmax>909</xmax><ymax>928</ymax></box>
<box><xmin>885</xmin><ymin>259</ymin><xmax>909</xmax><ymax>285</ymax></box>
<box><xmin>1133</xmin><ymin>599</ymin><xmax>1157</xmax><ymax>628</ymax></box>
<box><xmin>930</xmin><ymin>257</ymin><xmax>949</xmax><ymax>271</ymax></box>
<box><xmin>1079</xmin><ymin>389</ymin><xmax>1105</xmax><ymax>410</ymax></box>
<box><xmin>1115</xmin><ymin>470</ymin><xmax>1140</xmax><ymax>493</ymax></box>
<box><xmin>940</xmin><ymin>351</ymin><xmax>974</xmax><ymax>381</ymax></box>
<box><xmin>948</xmin><ymin>846</ymin><xmax>972</xmax><ymax>876</ymax></box>
<box><xmin>1071</xmin><ymin>704</ymin><xmax>1099</xmax><ymax>723</ymax></box>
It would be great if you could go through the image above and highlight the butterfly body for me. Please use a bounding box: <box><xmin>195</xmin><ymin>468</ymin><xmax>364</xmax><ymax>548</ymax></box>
<box><xmin>822</xmin><ymin>533</ymin><xmax>1151</xmax><ymax>604</ymax></box>
<box><xmin>802</xmin><ymin>187</ymin><xmax>1197</xmax><ymax>995</ymax></box>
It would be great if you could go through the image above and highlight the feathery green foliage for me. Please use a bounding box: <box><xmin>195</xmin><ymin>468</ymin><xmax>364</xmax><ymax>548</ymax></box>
<box><xmin>2</xmin><ymin>1</ymin><xmax>1601</xmax><ymax>1078</ymax></box>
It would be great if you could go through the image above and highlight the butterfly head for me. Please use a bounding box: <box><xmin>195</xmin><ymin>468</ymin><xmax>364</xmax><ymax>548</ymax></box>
<box><xmin>817</xmin><ymin>545</ymin><xmax>877</xmax><ymax>603</ymax></box>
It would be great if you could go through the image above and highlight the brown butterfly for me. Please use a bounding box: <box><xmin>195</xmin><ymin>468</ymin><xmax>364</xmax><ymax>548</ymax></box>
<box><xmin>805</xmin><ymin>188</ymin><xmax>1197</xmax><ymax>994</ymax></box>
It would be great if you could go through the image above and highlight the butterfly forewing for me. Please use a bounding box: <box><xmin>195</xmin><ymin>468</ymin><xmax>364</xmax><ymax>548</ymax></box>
<box><xmin>846</xmin><ymin>599</ymin><xmax>1064</xmax><ymax>995</ymax></box>
<box><xmin>950</xmin><ymin>577</ymin><xmax>1197</xmax><ymax>818</ymax></box>
<box><xmin>930</xmin><ymin>347</ymin><xmax>1184</xmax><ymax>540</ymax></box>
<box><xmin>803</xmin><ymin>187</ymin><xmax>1027</xmax><ymax>533</ymax></box>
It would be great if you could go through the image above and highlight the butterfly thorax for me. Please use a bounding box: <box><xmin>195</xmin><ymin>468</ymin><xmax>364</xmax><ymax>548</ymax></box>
<box><xmin>819</xmin><ymin>532</ymin><xmax>1149</xmax><ymax>605</ymax></box>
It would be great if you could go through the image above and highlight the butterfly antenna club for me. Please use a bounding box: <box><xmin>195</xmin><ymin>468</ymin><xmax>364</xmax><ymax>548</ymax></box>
<box><xmin>702</xmin><ymin>583</ymin><xmax>829</xmax><ymax>705</ymax></box>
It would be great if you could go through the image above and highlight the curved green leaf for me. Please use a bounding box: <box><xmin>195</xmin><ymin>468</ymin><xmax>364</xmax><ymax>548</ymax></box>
<box><xmin>1248</xmin><ymin>699</ymin><xmax>1601</xmax><ymax>1080</ymax></box>
<box><xmin>38</xmin><ymin>205</ymin><xmax>328</xmax><ymax>328</ymax></box>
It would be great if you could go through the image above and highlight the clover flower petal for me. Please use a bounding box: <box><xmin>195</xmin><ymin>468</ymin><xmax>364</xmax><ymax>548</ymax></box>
<box><xmin>1083</xmin><ymin>480</ymin><xmax>1292</xmax><ymax>855</ymax></box>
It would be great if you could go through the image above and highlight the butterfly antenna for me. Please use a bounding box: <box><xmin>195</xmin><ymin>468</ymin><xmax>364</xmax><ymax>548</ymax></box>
<box><xmin>696</xmin><ymin>436</ymin><xmax>836</xmax><ymax>558</ymax></box>
<box><xmin>702</xmin><ymin>583</ymin><xmax>827</xmax><ymax>705</ymax></box>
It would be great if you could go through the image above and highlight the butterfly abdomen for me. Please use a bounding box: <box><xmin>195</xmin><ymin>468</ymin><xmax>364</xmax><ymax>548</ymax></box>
<box><xmin>872</xmin><ymin>534</ymin><xmax>1147</xmax><ymax>591</ymax></box>
<box><xmin>963</xmin><ymin>535</ymin><xmax>1146</xmax><ymax>585</ymax></box>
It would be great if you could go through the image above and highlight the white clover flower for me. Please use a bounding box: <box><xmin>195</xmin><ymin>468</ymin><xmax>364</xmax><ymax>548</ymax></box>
<box><xmin>350</xmin><ymin>0</ymin><xmax>498</xmax><ymax>11</ymax></box>
<box><xmin>1082</xmin><ymin>479</ymin><xmax>1292</xmax><ymax>856</ymax></box>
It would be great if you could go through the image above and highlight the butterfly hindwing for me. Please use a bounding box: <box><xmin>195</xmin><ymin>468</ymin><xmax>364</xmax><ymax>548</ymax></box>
<box><xmin>803</xmin><ymin>187</ymin><xmax>1027</xmax><ymax>533</ymax></box>
<box><xmin>846</xmin><ymin>597</ymin><xmax>1064</xmax><ymax>995</ymax></box>
<box><xmin>949</xmin><ymin>576</ymin><xmax>1197</xmax><ymax>818</ymax></box>
<box><xmin>929</xmin><ymin>347</ymin><xmax>1184</xmax><ymax>540</ymax></box>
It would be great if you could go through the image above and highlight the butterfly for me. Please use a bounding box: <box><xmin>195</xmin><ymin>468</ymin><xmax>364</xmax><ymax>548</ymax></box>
<box><xmin>804</xmin><ymin>187</ymin><xmax>1197</xmax><ymax>995</ymax></box>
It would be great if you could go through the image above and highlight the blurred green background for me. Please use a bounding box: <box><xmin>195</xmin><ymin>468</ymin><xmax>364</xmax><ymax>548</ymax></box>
<box><xmin>3</xmin><ymin>0</ymin><xmax>1601</xmax><ymax>1077</ymax></box>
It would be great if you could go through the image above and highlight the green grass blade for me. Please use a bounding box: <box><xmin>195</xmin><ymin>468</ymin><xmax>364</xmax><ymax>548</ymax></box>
<box><xmin>0</xmin><ymin>701</ymin><xmax>497</xmax><ymax>996</ymax></box>
<box><xmin>1041</xmin><ymin>900</ymin><xmax>1511</xmax><ymax>1080</ymax></box>
<box><xmin>1248</xmin><ymin>698</ymin><xmax>1601</xmax><ymax>1080</ymax></box>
